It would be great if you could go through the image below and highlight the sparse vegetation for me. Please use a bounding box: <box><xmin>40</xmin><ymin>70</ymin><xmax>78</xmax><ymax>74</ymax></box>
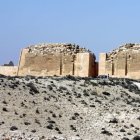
<box><xmin>0</xmin><ymin>76</ymin><xmax>139</xmax><ymax>139</ymax></box>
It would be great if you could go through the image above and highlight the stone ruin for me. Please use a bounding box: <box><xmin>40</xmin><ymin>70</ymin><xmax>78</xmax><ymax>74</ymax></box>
<box><xmin>99</xmin><ymin>43</ymin><xmax>140</xmax><ymax>79</ymax></box>
<box><xmin>1</xmin><ymin>42</ymin><xmax>140</xmax><ymax>79</ymax></box>
<box><xmin>17</xmin><ymin>43</ymin><xmax>98</xmax><ymax>77</ymax></box>
<box><xmin>0</xmin><ymin>61</ymin><xmax>18</xmax><ymax>76</ymax></box>
<box><xmin>27</xmin><ymin>43</ymin><xmax>90</xmax><ymax>55</ymax></box>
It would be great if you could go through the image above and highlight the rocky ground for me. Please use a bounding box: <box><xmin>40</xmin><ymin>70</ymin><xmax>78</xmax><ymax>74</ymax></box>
<box><xmin>27</xmin><ymin>43</ymin><xmax>91</xmax><ymax>55</ymax></box>
<box><xmin>0</xmin><ymin>75</ymin><xmax>140</xmax><ymax>140</ymax></box>
<box><xmin>107</xmin><ymin>43</ymin><xmax>140</xmax><ymax>60</ymax></box>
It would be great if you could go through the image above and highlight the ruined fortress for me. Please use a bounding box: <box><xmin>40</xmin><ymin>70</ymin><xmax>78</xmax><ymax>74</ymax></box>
<box><xmin>99</xmin><ymin>43</ymin><xmax>140</xmax><ymax>79</ymax></box>
<box><xmin>0</xmin><ymin>43</ymin><xmax>98</xmax><ymax>77</ymax></box>
<box><xmin>0</xmin><ymin>43</ymin><xmax>140</xmax><ymax>79</ymax></box>
<box><xmin>17</xmin><ymin>43</ymin><xmax>98</xmax><ymax>77</ymax></box>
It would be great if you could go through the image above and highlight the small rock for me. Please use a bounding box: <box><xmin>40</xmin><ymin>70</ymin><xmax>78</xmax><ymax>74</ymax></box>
<box><xmin>102</xmin><ymin>91</ymin><xmax>110</xmax><ymax>96</ymax></box>
<box><xmin>47</xmin><ymin>124</ymin><xmax>54</xmax><ymax>130</ymax></box>
<box><xmin>10</xmin><ymin>126</ymin><xmax>18</xmax><ymax>131</ymax></box>
<box><xmin>122</xmin><ymin>137</ymin><xmax>129</xmax><ymax>140</ymax></box>
<box><xmin>133</xmin><ymin>136</ymin><xmax>140</xmax><ymax>140</ymax></box>
<box><xmin>109</xmin><ymin>118</ymin><xmax>118</xmax><ymax>123</ymax></box>
<box><xmin>120</xmin><ymin>129</ymin><xmax>126</xmax><ymax>132</ymax></box>
<box><xmin>101</xmin><ymin>130</ymin><xmax>112</xmax><ymax>136</ymax></box>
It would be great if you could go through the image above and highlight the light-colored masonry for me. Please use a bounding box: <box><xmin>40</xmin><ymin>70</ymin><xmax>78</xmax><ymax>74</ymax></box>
<box><xmin>1</xmin><ymin>43</ymin><xmax>140</xmax><ymax>79</ymax></box>
<box><xmin>0</xmin><ymin>43</ymin><xmax>98</xmax><ymax>77</ymax></box>
<box><xmin>99</xmin><ymin>43</ymin><xmax>140</xmax><ymax>79</ymax></box>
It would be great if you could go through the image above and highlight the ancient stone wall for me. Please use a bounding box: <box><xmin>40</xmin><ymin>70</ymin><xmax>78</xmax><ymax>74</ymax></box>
<box><xmin>99</xmin><ymin>43</ymin><xmax>140</xmax><ymax>79</ymax></box>
<box><xmin>18</xmin><ymin>43</ymin><xmax>97</xmax><ymax>77</ymax></box>
<box><xmin>74</xmin><ymin>53</ymin><xmax>94</xmax><ymax>77</ymax></box>
<box><xmin>99</xmin><ymin>53</ymin><xmax>106</xmax><ymax>75</ymax></box>
<box><xmin>0</xmin><ymin>66</ymin><xmax>18</xmax><ymax>76</ymax></box>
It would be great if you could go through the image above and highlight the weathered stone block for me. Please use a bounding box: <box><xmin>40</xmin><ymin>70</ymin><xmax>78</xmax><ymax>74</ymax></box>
<box><xmin>0</xmin><ymin>66</ymin><xmax>18</xmax><ymax>76</ymax></box>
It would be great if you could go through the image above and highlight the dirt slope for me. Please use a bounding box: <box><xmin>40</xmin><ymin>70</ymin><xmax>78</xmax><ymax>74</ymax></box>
<box><xmin>0</xmin><ymin>75</ymin><xmax>140</xmax><ymax>140</ymax></box>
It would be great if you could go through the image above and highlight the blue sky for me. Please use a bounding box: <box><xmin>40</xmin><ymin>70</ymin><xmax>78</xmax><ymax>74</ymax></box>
<box><xmin>0</xmin><ymin>0</ymin><xmax>140</xmax><ymax>64</ymax></box>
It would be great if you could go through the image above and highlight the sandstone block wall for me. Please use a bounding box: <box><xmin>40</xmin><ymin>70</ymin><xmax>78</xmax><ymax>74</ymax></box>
<box><xmin>0</xmin><ymin>66</ymin><xmax>18</xmax><ymax>76</ymax></box>
<box><xmin>17</xmin><ymin>49</ymin><xmax>61</xmax><ymax>76</ymax></box>
<box><xmin>99</xmin><ymin>43</ymin><xmax>140</xmax><ymax>79</ymax></box>
<box><xmin>61</xmin><ymin>55</ymin><xmax>74</xmax><ymax>76</ymax></box>
<box><xmin>74</xmin><ymin>53</ymin><xmax>94</xmax><ymax>77</ymax></box>
<box><xmin>17</xmin><ymin>43</ymin><xmax>97</xmax><ymax>77</ymax></box>
<box><xmin>99</xmin><ymin>53</ymin><xmax>106</xmax><ymax>75</ymax></box>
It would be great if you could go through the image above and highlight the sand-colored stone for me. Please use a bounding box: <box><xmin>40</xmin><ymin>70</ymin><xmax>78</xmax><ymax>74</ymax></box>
<box><xmin>99</xmin><ymin>53</ymin><xmax>106</xmax><ymax>75</ymax></box>
<box><xmin>99</xmin><ymin>43</ymin><xmax>140</xmax><ymax>79</ymax></box>
<box><xmin>61</xmin><ymin>55</ymin><xmax>74</xmax><ymax>76</ymax></box>
<box><xmin>17</xmin><ymin>43</ymin><xmax>97</xmax><ymax>77</ymax></box>
<box><xmin>75</xmin><ymin>53</ymin><xmax>90</xmax><ymax>77</ymax></box>
<box><xmin>74</xmin><ymin>53</ymin><xmax>97</xmax><ymax>77</ymax></box>
<box><xmin>0</xmin><ymin>66</ymin><xmax>18</xmax><ymax>76</ymax></box>
<box><xmin>17</xmin><ymin>49</ymin><xmax>61</xmax><ymax>76</ymax></box>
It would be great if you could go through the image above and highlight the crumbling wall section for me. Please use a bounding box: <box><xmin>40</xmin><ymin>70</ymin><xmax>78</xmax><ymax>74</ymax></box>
<box><xmin>18</xmin><ymin>43</ymin><xmax>97</xmax><ymax>77</ymax></box>
<box><xmin>100</xmin><ymin>43</ymin><xmax>140</xmax><ymax>79</ymax></box>
<box><xmin>0</xmin><ymin>66</ymin><xmax>18</xmax><ymax>76</ymax></box>
<box><xmin>18</xmin><ymin>49</ymin><xmax>61</xmax><ymax>76</ymax></box>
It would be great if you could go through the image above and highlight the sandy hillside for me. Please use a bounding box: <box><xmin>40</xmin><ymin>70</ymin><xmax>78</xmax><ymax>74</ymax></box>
<box><xmin>0</xmin><ymin>75</ymin><xmax>140</xmax><ymax>140</ymax></box>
